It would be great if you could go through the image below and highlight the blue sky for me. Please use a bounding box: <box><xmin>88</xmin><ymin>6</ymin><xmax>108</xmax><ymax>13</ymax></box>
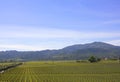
<box><xmin>0</xmin><ymin>0</ymin><xmax>120</xmax><ymax>51</ymax></box>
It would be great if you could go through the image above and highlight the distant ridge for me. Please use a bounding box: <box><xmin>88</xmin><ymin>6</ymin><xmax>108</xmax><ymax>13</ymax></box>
<box><xmin>0</xmin><ymin>42</ymin><xmax>120</xmax><ymax>61</ymax></box>
<box><xmin>62</xmin><ymin>42</ymin><xmax>117</xmax><ymax>51</ymax></box>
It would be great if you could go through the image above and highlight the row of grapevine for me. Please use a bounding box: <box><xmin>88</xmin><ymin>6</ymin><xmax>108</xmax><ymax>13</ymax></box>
<box><xmin>0</xmin><ymin>61</ymin><xmax>120</xmax><ymax>82</ymax></box>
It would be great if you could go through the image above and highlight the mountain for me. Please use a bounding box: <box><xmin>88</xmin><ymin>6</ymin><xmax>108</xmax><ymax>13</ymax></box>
<box><xmin>62</xmin><ymin>42</ymin><xmax>116</xmax><ymax>50</ymax></box>
<box><xmin>55</xmin><ymin>42</ymin><xmax>120</xmax><ymax>60</ymax></box>
<box><xmin>0</xmin><ymin>42</ymin><xmax>120</xmax><ymax>61</ymax></box>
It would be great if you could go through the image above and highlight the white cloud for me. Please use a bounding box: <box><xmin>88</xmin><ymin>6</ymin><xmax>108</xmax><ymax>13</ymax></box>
<box><xmin>106</xmin><ymin>40</ymin><xmax>120</xmax><ymax>46</ymax></box>
<box><xmin>0</xmin><ymin>25</ymin><xmax>80</xmax><ymax>38</ymax></box>
<box><xmin>0</xmin><ymin>25</ymin><xmax>120</xmax><ymax>50</ymax></box>
<box><xmin>0</xmin><ymin>44</ymin><xmax>48</xmax><ymax>51</ymax></box>
<box><xmin>0</xmin><ymin>25</ymin><xmax>120</xmax><ymax>39</ymax></box>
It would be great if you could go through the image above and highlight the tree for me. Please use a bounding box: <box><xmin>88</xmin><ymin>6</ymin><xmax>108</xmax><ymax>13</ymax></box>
<box><xmin>88</xmin><ymin>56</ymin><xmax>97</xmax><ymax>63</ymax></box>
<box><xmin>97</xmin><ymin>58</ymin><xmax>101</xmax><ymax>62</ymax></box>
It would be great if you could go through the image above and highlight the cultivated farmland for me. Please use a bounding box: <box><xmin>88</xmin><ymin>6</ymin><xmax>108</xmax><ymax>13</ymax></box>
<box><xmin>0</xmin><ymin>61</ymin><xmax>120</xmax><ymax>82</ymax></box>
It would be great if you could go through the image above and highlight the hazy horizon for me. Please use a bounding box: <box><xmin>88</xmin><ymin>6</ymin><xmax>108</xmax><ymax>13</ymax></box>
<box><xmin>0</xmin><ymin>41</ymin><xmax>118</xmax><ymax>51</ymax></box>
<box><xmin>0</xmin><ymin>0</ymin><xmax>120</xmax><ymax>51</ymax></box>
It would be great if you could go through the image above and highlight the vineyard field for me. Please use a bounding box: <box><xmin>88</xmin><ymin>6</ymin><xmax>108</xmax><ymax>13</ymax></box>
<box><xmin>0</xmin><ymin>61</ymin><xmax>120</xmax><ymax>82</ymax></box>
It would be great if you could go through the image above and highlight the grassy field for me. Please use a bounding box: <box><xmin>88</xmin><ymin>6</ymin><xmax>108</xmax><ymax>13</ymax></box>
<box><xmin>0</xmin><ymin>60</ymin><xmax>120</xmax><ymax>82</ymax></box>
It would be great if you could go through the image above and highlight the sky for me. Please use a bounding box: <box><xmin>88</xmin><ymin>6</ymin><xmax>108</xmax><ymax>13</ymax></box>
<box><xmin>0</xmin><ymin>0</ymin><xmax>120</xmax><ymax>51</ymax></box>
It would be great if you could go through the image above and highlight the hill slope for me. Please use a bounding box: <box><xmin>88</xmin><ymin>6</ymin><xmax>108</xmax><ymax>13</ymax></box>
<box><xmin>0</xmin><ymin>42</ymin><xmax>120</xmax><ymax>61</ymax></box>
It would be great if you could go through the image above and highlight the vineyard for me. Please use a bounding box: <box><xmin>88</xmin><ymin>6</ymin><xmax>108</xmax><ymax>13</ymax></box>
<box><xmin>0</xmin><ymin>61</ymin><xmax>120</xmax><ymax>82</ymax></box>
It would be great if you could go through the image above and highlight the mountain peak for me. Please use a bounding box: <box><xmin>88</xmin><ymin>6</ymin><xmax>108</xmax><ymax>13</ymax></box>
<box><xmin>62</xmin><ymin>42</ymin><xmax>116</xmax><ymax>51</ymax></box>
<box><xmin>91</xmin><ymin>42</ymin><xmax>105</xmax><ymax>44</ymax></box>
<box><xmin>89</xmin><ymin>41</ymin><xmax>114</xmax><ymax>47</ymax></box>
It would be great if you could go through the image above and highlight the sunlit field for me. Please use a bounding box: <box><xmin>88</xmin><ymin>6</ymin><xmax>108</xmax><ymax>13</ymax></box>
<box><xmin>0</xmin><ymin>60</ymin><xmax>120</xmax><ymax>82</ymax></box>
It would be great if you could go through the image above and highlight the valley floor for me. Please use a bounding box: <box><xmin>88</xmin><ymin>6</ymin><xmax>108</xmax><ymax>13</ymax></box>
<box><xmin>0</xmin><ymin>60</ymin><xmax>120</xmax><ymax>82</ymax></box>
